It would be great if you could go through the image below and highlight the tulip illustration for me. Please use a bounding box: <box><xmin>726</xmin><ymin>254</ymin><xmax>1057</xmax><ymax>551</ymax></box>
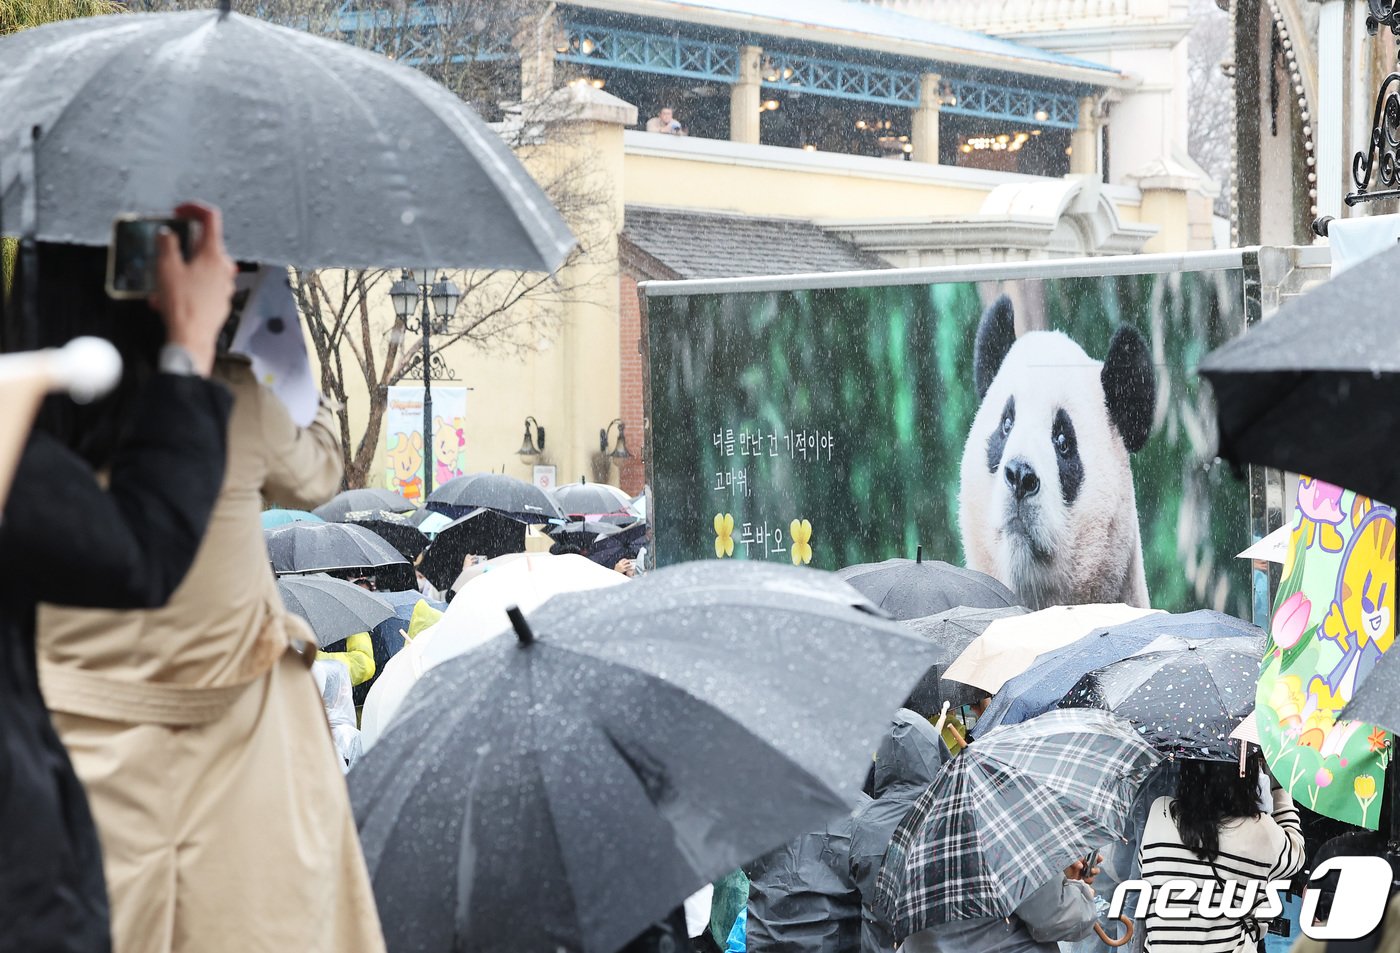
<box><xmin>789</xmin><ymin>519</ymin><xmax>813</xmax><ymax>566</ymax></box>
<box><xmin>713</xmin><ymin>513</ymin><xmax>734</xmax><ymax>558</ymax></box>
<box><xmin>1315</xmin><ymin>767</ymin><xmax>1333</xmax><ymax>788</ymax></box>
<box><xmin>1272</xmin><ymin>592</ymin><xmax>1312</xmax><ymax>650</ymax></box>
<box><xmin>1356</xmin><ymin>774</ymin><xmax>1379</xmax><ymax>827</ymax></box>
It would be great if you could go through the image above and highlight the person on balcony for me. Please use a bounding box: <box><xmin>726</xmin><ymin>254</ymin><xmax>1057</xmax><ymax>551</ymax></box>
<box><xmin>646</xmin><ymin>106</ymin><xmax>687</xmax><ymax>135</ymax></box>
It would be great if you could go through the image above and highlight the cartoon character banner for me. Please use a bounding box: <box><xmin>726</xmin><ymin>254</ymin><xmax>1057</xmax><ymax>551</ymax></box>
<box><xmin>646</xmin><ymin>267</ymin><xmax>1251</xmax><ymax>617</ymax></box>
<box><xmin>383</xmin><ymin>385</ymin><xmax>469</xmax><ymax>506</ymax></box>
<box><xmin>1256</xmin><ymin>478</ymin><xmax>1395</xmax><ymax>828</ymax></box>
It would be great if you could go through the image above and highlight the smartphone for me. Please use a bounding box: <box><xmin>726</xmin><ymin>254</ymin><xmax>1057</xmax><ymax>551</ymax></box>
<box><xmin>105</xmin><ymin>215</ymin><xmax>196</xmax><ymax>300</ymax></box>
<box><xmin>1081</xmin><ymin>849</ymin><xmax>1098</xmax><ymax>879</ymax></box>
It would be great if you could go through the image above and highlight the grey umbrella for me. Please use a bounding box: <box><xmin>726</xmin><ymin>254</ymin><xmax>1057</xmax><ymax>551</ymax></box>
<box><xmin>0</xmin><ymin>8</ymin><xmax>574</xmax><ymax>271</ymax></box>
<box><xmin>277</xmin><ymin>574</ymin><xmax>395</xmax><ymax>648</ymax></box>
<box><xmin>349</xmin><ymin>561</ymin><xmax>941</xmax><ymax>953</ymax></box>
<box><xmin>425</xmin><ymin>472</ymin><xmax>565</xmax><ymax>521</ymax></box>
<box><xmin>265</xmin><ymin>522</ymin><xmax>414</xmax><ymax>591</ymax></box>
<box><xmin>899</xmin><ymin>606</ymin><xmax>1027</xmax><ymax>715</ymax></box>
<box><xmin>837</xmin><ymin>554</ymin><xmax>1019</xmax><ymax>621</ymax></box>
<box><xmin>314</xmin><ymin>489</ymin><xmax>415</xmax><ymax>522</ymax></box>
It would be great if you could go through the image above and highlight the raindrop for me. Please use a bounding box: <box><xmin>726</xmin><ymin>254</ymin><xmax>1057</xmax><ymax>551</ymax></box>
<box><xmin>402</xmin><ymin>209</ymin><xmax>416</xmax><ymax>225</ymax></box>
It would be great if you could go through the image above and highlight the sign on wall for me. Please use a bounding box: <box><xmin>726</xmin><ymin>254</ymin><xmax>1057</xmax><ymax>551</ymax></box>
<box><xmin>384</xmin><ymin>385</ymin><xmax>469</xmax><ymax>505</ymax></box>
<box><xmin>645</xmin><ymin>265</ymin><xmax>1252</xmax><ymax>617</ymax></box>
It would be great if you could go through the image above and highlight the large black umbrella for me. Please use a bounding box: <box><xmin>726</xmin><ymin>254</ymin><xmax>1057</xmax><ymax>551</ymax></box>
<box><xmin>1341</xmin><ymin>650</ymin><xmax>1400</xmax><ymax>735</ymax></box>
<box><xmin>0</xmin><ymin>9</ymin><xmax>574</xmax><ymax>271</ymax></box>
<box><xmin>418</xmin><ymin>508</ymin><xmax>529</xmax><ymax>591</ymax></box>
<box><xmin>277</xmin><ymin>574</ymin><xmax>395</xmax><ymax>649</ymax></box>
<box><xmin>978</xmin><ymin>609</ymin><xmax>1266</xmax><ymax>734</ymax></box>
<box><xmin>584</xmin><ymin>520</ymin><xmax>650</xmax><ymax>569</ymax></box>
<box><xmin>314</xmin><ymin>489</ymin><xmax>415</xmax><ymax>522</ymax></box>
<box><xmin>425</xmin><ymin>473</ymin><xmax>565</xmax><ymax>521</ymax></box>
<box><xmin>342</xmin><ymin>509</ymin><xmax>428</xmax><ymax>561</ymax></box>
<box><xmin>898</xmin><ymin>606</ymin><xmax>1027</xmax><ymax>715</ymax></box>
<box><xmin>1199</xmin><ymin>244</ymin><xmax>1400</xmax><ymax>507</ymax></box>
<box><xmin>837</xmin><ymin>554</ymin><xmax>1019</xmax><ymax>621</ymax></box>
<box><xmin>1058</xmin><ymin>635</ymin><xmax>1266</xmax><ymax>760</ymax></box>
<box><xmin>350</xmin><ymin>561</ymin><xmax>939</xmax><ymax>953</ymax></box>
<box><xmin>265</xmin><ymin>522</ymin><xmax>414</xmax><ymax>591</ymax></box>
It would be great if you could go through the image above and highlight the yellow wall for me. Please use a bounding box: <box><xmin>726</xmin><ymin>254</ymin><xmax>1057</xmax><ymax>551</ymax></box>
<box><xmin>624</xmin><ymin>151</ymin><xmax>991</xmax><ymax>219</ymax></box>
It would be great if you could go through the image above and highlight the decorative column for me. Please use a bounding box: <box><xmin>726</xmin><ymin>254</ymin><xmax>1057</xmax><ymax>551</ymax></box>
<box><xmin>517</xmin><ymin>7</ymin><xmax>558</xmax><ymax>103</ymax></box>
<box><xmin>1070</xmin><ymin>95</ymin><xmax>1098</xmax><ymax>176</ymax></box>
<box><xmin>911</xmin><ymin>72</ymin><xmax>941</xmax><ymax>164</ymax></box>
<box><xmin>731</xmin><ymin>45</ymin><xmax>762</xmax><ymax>145</ymax></box>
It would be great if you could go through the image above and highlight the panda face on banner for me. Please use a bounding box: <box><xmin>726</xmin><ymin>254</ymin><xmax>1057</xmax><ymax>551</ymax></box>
<box><xmin>957</xmin><ymin>295</ymin><xmax>1156</xmax><ymax>610</ymax></box>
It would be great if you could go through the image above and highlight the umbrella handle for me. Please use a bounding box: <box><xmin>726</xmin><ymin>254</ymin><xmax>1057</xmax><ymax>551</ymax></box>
<box><xmin>1094</xmin><ymin>916</ymin><xmax>1134</xmax><ymax>948</ymax></box>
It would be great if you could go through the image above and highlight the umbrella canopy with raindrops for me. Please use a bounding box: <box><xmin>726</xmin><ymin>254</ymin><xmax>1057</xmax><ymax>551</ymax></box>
<box><xmin>837</xmin><ymin>552</ymin><xmax>1018</xmax><ymax>621</ymax></box>
<box><xmin>1057</xmin><ymin>635</ymin><xmax>1267</xmax><ymax>761</ymax></box>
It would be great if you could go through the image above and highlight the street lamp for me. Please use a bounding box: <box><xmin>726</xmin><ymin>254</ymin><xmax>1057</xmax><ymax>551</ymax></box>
<box><xmin>390</xmin><ymin>268</ymin><xmax>461</xmax><ymax>496</ymax></box>
<box><xmin>599</xmin><ymin>418</ymin><xmax>631</xmax><ymax>460</ymax></box>
<box><xmin>516</xmin><ymin>417</ymin><xmax>546</xmax><ymax>457</ymax></box>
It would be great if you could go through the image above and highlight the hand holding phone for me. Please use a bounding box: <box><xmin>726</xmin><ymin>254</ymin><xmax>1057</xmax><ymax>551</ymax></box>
<box><xmin>146</xmin><ymin>203</ymin><xmax>236</xmax><ymax>377</ymax></box>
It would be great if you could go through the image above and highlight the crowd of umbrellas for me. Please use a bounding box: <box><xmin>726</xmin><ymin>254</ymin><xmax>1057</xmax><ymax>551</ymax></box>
<box><xmin>286</xmin><ymin>515</ymin><xmax>1272</xmax><ymax>953</ymax></box>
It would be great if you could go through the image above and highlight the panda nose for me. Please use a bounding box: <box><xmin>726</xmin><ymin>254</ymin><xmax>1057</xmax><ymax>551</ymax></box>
<box><xmin>1005</xmin><ymin>458</ymin><xmax>1040</xmax><ymax>501</ymax></box>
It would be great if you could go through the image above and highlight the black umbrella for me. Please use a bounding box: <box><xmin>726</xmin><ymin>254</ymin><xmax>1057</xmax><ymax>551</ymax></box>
<box><xmin>313</xmin><ymin>489</ymin><xmax>415</xmax><ymax>522</ymax></box>
<box><xmin>350</xmin><ymin>562</ymin><xmax>936</xmax><ymax>953</ymax></box>
<box><xmin>1199</xmin><ymin>244</ymin><xmax>1400</xmax><ymax>507</ymax></box>
<box><xmin>898</xmin><ymin>606</ymin><xmax>1027</xmax><ymax>715</ymax></box>
<box><xmin>585</xmin><ymin>520</ymin><xmax>650</xmax><ymax>568</ymax></box>
<box><xmin>1058</xmin><ymin>635</ymin><xmax>1267</xmax><ymax>760</ymax></box>
<box><xmin>418</xmin><ymin>508</ymin><xmax>529</xmax><ymax>591</ymax></box>
<box><xmin>342</xmin><ymin>509</ymin><xmax>428</xmax><ymax>561</ymax></box>
<box><xmin>837</xmin><ymin>553</ymin><xmax>1019</xmax><ymax>621</ymax></box>
<box><xmin>553</xmin><ymin>482</ymin><xmax>632</xmax><ymax>517</ymax></box>
<box><xmin>265</xmin><ymin>522</ymin><xmax>414</xmax><ymax>591</ymax></box>
<box><xmin>425</xmin><ymin>473</ymin><xmax>565</xmax><ymax>521</ymax></box>
<box><xmin>276</xmin><ymin>574</ymin><xmax>395</xmax><ymax>649</ymax></box>
<box><xmin>546</xmin><ymin>520</ymin><xmax>622</xmax><ymax>551</ymax></box>
<box><xmin>0</xmin><ymin>10</ymin><xmax>574</xmax><ymax>272</ymax></box>
<box><xmin>1341</xmin><ymin>649</ymin><xmax>1400</xmax><ymax>735</ymax></box>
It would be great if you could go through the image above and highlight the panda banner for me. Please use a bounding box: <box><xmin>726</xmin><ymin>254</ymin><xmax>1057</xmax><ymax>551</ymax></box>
<box><xmin>383</xmin><ymin>385</ymin><xmax>469</xmax><ymax>506</ymax></box>
<box><xmin>643</xmin><ymin>256</ymin><xmax>1253</xmax><ymax>618</ymax></box>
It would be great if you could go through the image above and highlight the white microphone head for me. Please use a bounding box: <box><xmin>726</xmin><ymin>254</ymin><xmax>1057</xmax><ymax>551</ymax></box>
<box><xmin>53</xmin><ymin>336</ymin><xmax>122</xmax><ymax>404</ymax></box>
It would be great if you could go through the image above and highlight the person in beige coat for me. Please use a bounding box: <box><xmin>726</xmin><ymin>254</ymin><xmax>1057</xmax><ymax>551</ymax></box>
<box><xmin>37</xmin><ymin>355</ymin><xmax>385</xmax><ymax>953</ymax></box>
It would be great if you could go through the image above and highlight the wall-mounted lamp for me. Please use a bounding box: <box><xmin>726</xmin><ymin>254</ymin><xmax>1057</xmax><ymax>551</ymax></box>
<box><xmin>517</xmin><ymin>416</ymin><xmax>546</xmax><ymax>457</ymax></box>
<box><xmin>599</xmin><ymin>418</ymin><xmax>631</xmax><ymax>460</ymax></box>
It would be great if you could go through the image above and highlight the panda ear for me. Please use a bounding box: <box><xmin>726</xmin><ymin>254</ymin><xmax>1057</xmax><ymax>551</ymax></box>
<box><xmin>973</xmin><ymin>295</ymin><xmax>1017</xmax><ymax>399</ymax></box>
<box><xmin>1101</xmin><ymin>325</ymin><xmax>1155</xmax><ymax>453</ymax></box>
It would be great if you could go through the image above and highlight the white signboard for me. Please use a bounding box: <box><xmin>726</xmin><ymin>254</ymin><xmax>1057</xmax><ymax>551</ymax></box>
<box><xmin>532</xmin><ymin>464</ymin><xmax>557</xmax><ymax>492</ymax></box>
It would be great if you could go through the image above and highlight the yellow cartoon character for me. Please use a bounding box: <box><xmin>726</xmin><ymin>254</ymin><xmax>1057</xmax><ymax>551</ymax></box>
<box><xmin>1309</xmin><ymin>508</ymin><xmax>1396</xmax><ymax>710</ymax></box>
<box><xmin>386</xmin><ymin>431</ymin><xmax>425</xmax><ymax>504</ymax></box>
<box><xmin>432</xmin><ymin>416</ymin><xmax>467</xmax><ymax>486</ymax></box>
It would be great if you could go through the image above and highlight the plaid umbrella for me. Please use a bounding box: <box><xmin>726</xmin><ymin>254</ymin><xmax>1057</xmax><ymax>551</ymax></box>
<box><xmin>875</xmin><ymin>708</ymin><xmax>1161</xmax><ymax>939</ymax></box>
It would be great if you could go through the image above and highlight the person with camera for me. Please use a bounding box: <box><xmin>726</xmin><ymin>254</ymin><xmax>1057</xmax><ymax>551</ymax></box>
<box><xmin>646</xmin><ymin>106</ymin><xmax>688</xmax><ymax>136</ymax></box>
<box><xmin>0</xmin><ymin>202</ymin><xmax>236</xmax><ymax>953</ymax></box>
<box><xmin>37</xmin><ymin>229</ymin><xmax>385</xmax><ymax>950</ymax></box>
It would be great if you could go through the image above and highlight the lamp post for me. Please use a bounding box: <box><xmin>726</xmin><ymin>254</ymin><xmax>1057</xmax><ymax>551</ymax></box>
<box><xmin>390</xmin><ymin>269</ymin><xmax>461</xmax><ymax>496</ymax></box>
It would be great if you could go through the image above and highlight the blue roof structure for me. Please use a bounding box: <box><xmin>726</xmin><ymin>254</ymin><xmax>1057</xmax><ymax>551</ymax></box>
<box><xmin>623</xmin><ymin>0</ymin><xmax>1123</xmax><ymax>77</ymax></box>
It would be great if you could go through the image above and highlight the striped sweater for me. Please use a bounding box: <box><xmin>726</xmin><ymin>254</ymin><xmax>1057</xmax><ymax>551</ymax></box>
<box><xmin>1138</xmin><ymin>789</ymin><xmax>1305</xmax><ymax>953</ymax></box>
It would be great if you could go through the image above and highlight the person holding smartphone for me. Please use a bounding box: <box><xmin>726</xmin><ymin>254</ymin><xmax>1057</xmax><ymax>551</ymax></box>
<box><xmin>36</xmin><ymin>232</ymin><xmax>383</xmax><ymax>949</ymax></box>
<box><xmin>0</xmin><ymin>202</ymin><xmax>235</xmax><ymax>953</ymax></box>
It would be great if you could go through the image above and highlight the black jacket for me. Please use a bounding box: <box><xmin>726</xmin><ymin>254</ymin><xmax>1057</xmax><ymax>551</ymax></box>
<box><xmin>0</xmin><ymin>373</ymin><xmax>231</xmax><ymax>953</ymax></box>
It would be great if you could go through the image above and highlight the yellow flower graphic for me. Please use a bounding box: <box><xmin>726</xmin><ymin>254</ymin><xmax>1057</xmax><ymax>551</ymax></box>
<box><xmin>713</xmin><ymin>513</ymin><xmax>734</xmax><ymax>558</ymax></box>
<box><xmin>790</xmin><ymin>519</ymin><xmax>813</xmax><ymax>565</ymax></box>
<box><xmin>1356</xmin><ymin>774</ymin><xmax>1380</xmax><ymax>826</ymax></box>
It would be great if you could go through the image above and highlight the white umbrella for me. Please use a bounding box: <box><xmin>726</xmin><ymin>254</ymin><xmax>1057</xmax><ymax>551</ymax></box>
<box><xmin>1234</xmin><ymin>524</ymin><xmax>1291</xmax><ymax>564</ymax></box>
<box><xmin>360</xmin><ymin>553</ymin><xmax>625</xmax><ymax>750</ymax></box>
<box><xmin>942</xmin><ymin>603</ymin><xmax>1161</xmax><ymax>696</ymax></box>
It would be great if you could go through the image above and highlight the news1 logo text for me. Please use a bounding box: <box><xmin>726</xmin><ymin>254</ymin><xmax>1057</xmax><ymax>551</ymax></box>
<box><xmin>1109</xmin><ymin>856</ymin><xmax>1392</xmax><ymax>940</ymax></box>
